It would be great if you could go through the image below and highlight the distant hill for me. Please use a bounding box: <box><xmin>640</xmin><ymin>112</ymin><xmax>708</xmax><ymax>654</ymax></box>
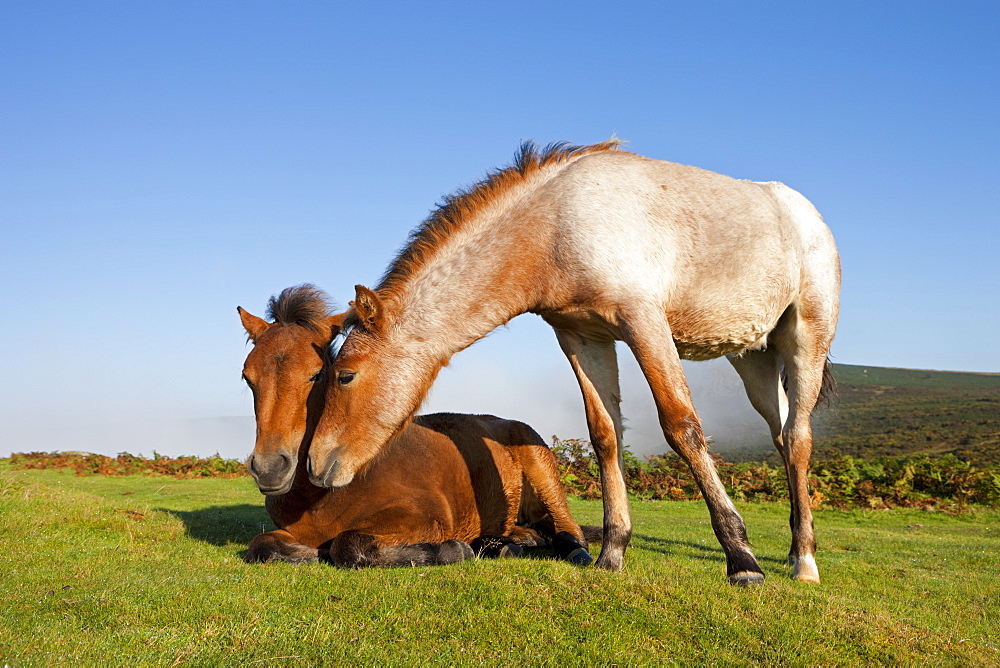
<box><xmin>714</xmin><ymin>364</ymin><xmax>1000</xmax><ymax>467</ymax></box>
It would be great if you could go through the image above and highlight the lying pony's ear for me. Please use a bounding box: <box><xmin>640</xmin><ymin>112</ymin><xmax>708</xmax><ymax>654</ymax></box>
<box><xmin>238</xmin><ymin>306</ymin><xmax>271</xmax><ymax>342</ymax></box>
<box><xmin>321</xmin><ymin>311</ymin><xmax>348</xmax><ymax>341</ymax></box>
<box><xmin>350</xmin><ymin>285</ymin><xmax>387</xmax><ymax>335</ymax></box>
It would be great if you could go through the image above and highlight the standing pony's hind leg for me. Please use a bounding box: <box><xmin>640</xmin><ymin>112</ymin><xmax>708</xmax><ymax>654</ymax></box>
<box><xmin>729</xmin><ymin>348</ymin><xmax>804</xmax><ymax>574</ymax></box>
<box><xmin>329</xmin><ymin>530</ymin><xmax>475</xmax><ymax>568</ymax></box>
<box><xmin>552</xmin><ymin>329</ymin><xmax>631</xmax><ymax>571</ymax></box>
<box><xmin>760</xmin><ymin>303</ymin><xmax>837</xmax><ymax>584</ymax></box>
<box><xmin>245</xmin><ymin>529</ymin><xmax>322</xmax><ymax>564</ymax></box>
<box><xmin>620</xmin><ymin>309</ymin><xmax>764</xmax><ymax>585</ymax></box>
<box><xmin>773</xmin><ymin>348</ymin><xmax>832</xmax><ymax>583</ymax></box>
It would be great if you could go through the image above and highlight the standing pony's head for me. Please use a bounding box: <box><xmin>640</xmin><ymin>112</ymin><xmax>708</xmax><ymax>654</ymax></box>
<box><xmin>238</xmin><ymin>285</ymin><xmax>344</xmax><ymax>495</ymax></box>
<box><xmin>307</xmin><ymin>285</ymin><xmax>436</xmax><ymax>488</ymax></box>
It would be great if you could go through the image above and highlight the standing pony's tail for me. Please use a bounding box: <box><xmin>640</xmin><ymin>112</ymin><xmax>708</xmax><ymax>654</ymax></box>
<box><xmin>780</xmin><ymin>357</ymin><xmax>838</xmax><ymax>411</ymax></box>
<box><xmin>816</xmin><ymin>357</ymin><xmax>838</xmax><ymax>409</ymax></box>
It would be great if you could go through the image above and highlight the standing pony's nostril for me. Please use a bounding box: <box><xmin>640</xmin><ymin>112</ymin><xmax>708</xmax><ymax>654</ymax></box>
<box><xmin>307</xmin><ymin>454</ymin><xmax>342</xmax><ymax>488</ymax></box>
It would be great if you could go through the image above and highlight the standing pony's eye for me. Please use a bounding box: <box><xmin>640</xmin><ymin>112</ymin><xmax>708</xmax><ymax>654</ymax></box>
<box><xmin>309</xmin><ymin>369</ymin><xmax>325</xmax><ymax>383</ymax></box>
<box><xmin>337</xmin><ymin>371</ymin><xmax>356</xmax><ymax>385</ymax></box>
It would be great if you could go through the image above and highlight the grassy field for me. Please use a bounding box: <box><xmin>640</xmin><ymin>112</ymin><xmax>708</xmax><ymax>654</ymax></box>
<box><xmin>3</xmin><ymin>462</ymin><xmax>998</xmax><ymax>665</ymax></box>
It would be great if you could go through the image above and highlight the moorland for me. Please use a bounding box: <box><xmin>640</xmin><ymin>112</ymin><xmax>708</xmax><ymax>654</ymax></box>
<box><xmin>2</xmin><ymin>363</ymin><xmax>998</xmax><ymax>664</ymax></box>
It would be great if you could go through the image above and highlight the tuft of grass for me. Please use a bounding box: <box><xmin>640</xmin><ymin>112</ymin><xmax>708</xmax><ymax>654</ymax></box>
<box><xmin>2</xmin><ymin>462</ymin><xmax>998</xmax><ymax>665</ymax></box>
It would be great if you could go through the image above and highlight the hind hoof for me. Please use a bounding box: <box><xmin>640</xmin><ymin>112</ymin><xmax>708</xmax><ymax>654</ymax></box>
<box><xmin>791</xmin><ymin>555</ymin><xmax>820</xmax><ymax>583</ymax></box>
<box><xmin>566</xmin><ymin>547</ymin><xmax>593</xmax><ymax>566</ymax></box>
<box><xmin>729</xmin><ymin>570</ymin><xmax>766</xmax><ymax>587</ymax></box>
<box><xmin>471</xmin><ymin>535</ymin><xmax>514</xmax><ymax>558</ymax></box>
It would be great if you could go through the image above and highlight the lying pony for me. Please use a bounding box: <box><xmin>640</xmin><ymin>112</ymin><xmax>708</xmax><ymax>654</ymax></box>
<box><xmin>239</xmin><ymin>284</ymin><xmax>592</xmax><ymax>567</ymax></box>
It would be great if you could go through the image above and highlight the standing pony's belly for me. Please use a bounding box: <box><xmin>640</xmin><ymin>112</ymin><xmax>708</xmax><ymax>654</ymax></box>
<box><xmin>539</xmin><ymin>303</ymin><xmax>782</xmax><ymax>360</ymax></box>
<box><xmin>666</xmin><ymin>298</ymin><xmax>790</xmax><ymax>361</ymax></box>
<box><xmin>670</xmin><ymin>329</ymin><xmax>770</xmax><ymax>361</ymax></box>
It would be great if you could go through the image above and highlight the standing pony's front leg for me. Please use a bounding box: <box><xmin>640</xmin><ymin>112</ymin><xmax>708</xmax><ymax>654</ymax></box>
<box><xmin>553</xmin><ymin>329</ymin><xmax>631</xmax><ymax>571</ymax></box>
<box><xmin>620</xmin><ymin>309</ymin><xmax>765</xmax><ymax>585</ymax></box>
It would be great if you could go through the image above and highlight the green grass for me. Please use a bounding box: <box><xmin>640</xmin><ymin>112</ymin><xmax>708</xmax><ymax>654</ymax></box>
<box><xmin>3</xmin><ymin>462</ymin><xmax>998</xmax><ymax>665</ymax></box>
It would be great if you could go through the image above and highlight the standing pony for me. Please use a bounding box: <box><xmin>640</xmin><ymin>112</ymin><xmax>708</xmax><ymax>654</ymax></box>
<box><xmin>309</xmin><ymin>142</ymin><xmax>840</xmax><ymax>583</ymax></box>
<box><xmin>239</xmin><ymin>285</ymin><xmax>591</xmax><ymax>567</ymax></box>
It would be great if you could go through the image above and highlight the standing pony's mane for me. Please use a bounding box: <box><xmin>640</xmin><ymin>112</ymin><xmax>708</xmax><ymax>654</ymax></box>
<box><xmin>375</xmin><ymin>140</ymin><xmax>622</xmax><ymax>300</ymax></box>
<box><xmin>266</xmin><ymin>284</ymin><xmax>335</xmax><ymax>331</ymax></box>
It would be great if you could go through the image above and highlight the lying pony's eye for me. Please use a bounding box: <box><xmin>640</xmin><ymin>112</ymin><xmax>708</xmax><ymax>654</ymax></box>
<box><xmin>337</xmin><ymin>371</ymin><xmax>356</xmax><ymax>385</ymax></box>
<box><xmin>309</xmin><ymin>370</ymin><xmax>325</xmax><ymax>383</ymax></box>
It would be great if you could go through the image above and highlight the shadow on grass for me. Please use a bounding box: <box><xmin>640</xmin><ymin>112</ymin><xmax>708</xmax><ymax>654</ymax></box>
<box><xmin>632</xmin><ymin>533</ymin><xmax>787</xmax><ymax>566</ymax></box>
<box><xmin>160</xmin><ymin>504</ymin><xmax>272</xmax><ymax>547</ymax></box>
<box><xmin>166</xmin><ymin>507</ymin><xmax>758</xmax><ymax>569</ymax></box>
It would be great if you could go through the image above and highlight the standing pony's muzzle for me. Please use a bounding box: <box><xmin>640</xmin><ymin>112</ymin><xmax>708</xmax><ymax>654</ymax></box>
<box><xmin>306</xmin><ymin>446</ymin><xmax>356</xmax><ymax>488</ymax></box>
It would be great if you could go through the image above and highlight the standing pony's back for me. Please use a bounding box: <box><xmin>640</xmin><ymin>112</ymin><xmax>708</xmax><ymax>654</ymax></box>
<box><xmin>310</xmin><ymin>142</ymin><xmax>840</xmax><ymax>583</ymax></box>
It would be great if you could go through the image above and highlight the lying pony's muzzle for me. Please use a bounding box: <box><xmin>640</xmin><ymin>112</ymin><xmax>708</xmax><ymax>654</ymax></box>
<box><xmin>246</xmin><ymin>450</ymin><xmax>296</xmax><ymax>495</ymax></box>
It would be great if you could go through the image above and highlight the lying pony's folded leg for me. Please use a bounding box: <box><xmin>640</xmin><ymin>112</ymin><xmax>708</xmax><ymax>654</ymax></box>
<box><xmin>245</xmin><ymin>529</ymin><xmax>321</xmax><ymax>564</ymax></box>
<box><xmin>329</xmin><ymin>530</ymin><xmax>475</xmax><ymax>568</ymax></box>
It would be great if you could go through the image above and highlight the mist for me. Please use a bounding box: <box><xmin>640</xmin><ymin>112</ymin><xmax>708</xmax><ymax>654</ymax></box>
<box><xmin>424</xmin><ymin>346</ymin><xmax>772</xmax><ymax>458</ymax></box>
<box><xmin>0</xmin><ymin>413</ymin><xmax>255</xmax><ymax>461</ymax></box>
<box><xmin>1</xmin><ymin>315</ymin><xmax>771</xmax><ymax>461</ymax></box>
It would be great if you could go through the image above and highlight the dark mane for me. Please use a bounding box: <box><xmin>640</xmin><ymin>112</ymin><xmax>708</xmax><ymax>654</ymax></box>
<box><xmin>377</xmin><ymin>139</ymin><xmax>622</xmax><ymax>298</ymax></box>
<box><xmin>267</xmin><ymin>284</ymin><xmax>335</xmax><ymax>331</ymax></box>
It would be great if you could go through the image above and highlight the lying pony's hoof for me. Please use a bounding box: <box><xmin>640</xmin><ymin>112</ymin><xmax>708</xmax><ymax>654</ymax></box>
<box><xmin>553</xmin><ymin>531</ymin><xmax>592</xmax><ymax>565</ymax></box>
<box><xmin>436</xmin><ymin>540</ymin><xmax>475</xmax><ymax>565</ymax></box>
<box><xmin>471</xmin><ymin>535</ymin><xmax>517</xmax><ymax>558</ymax></box>
<box><xmin>498</xmin><ymin>543</ymin><xmax>524</xmax><ymax>559</ymax></box>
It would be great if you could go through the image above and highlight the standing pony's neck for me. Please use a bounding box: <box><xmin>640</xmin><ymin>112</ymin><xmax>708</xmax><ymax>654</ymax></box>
<box><xmin>373</xmin><ymin>140</ymin><xmax>622</xmax><ymax>359</ymax></box>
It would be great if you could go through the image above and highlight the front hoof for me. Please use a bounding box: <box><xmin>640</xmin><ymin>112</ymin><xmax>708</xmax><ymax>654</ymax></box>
<box><xmin>593</xmin><ymin>553</ymin><xmax>624</xmax><ymax>571</ymax></box>
<box><xmin>566</xmin><ymin>548</ymin><xmax>593</xmax><ymax>566</ymax></box>
<box><xmin>437</xmin><ymin>540</ymin><xmax>475</xmax><ymax>564</ymax></box>
<box><xmin>729</xmin><ymin>570</ymin><xmax>766</xmax><ymax>587</ymax></box>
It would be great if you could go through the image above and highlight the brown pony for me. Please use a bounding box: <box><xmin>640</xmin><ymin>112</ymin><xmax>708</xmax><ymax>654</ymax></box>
<box><xmin>238</xmin><ymin>285</ymin><xmax>591</xmax><ymax>567</ymax></box>
<box><xmin>309</xmin><ymin>141</ymin><xmax>840</xmax><ymax>584</ymax></box>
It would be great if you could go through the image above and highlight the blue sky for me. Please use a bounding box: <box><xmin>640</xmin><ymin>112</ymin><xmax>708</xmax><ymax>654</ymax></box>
<box><xmin>2</xmin><ymin>2</ymin><xmax>997</xmax><ymax>459</ymax></box>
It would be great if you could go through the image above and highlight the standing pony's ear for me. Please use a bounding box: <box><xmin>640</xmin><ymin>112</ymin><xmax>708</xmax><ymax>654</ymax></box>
<box><xmin>238</xmin><ymin>306</ymin><xmax>271</xmax><ymax>342</ymax></box>
<box><xmin>350</xmin><ymin>285</ymin><xmax>386</xmax><ymax>335</ymax></box>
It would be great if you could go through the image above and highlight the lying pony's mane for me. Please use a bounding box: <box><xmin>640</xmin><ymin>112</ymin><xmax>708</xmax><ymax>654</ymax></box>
<box><xmin>267</xmin><ymin>284</ymin><xmax>335</xmax><ymax>331</ymax></box>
